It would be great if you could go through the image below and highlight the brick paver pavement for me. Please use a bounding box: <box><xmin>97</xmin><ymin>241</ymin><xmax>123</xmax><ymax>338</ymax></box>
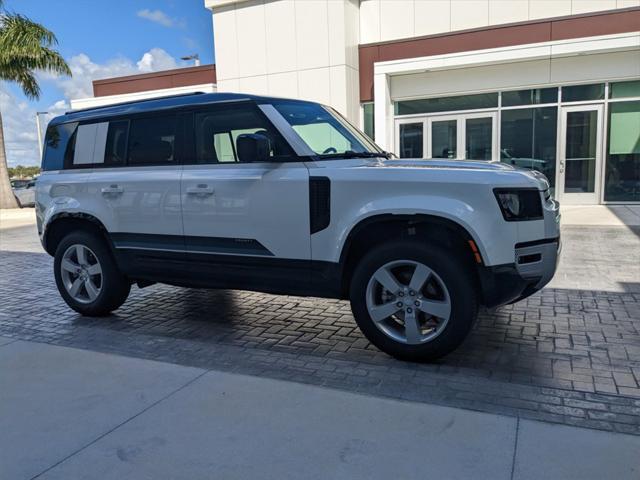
<box><xmin>1</xmin><ymin>221</ymin><xmax>639</xmax><ymax>434</ymax></box>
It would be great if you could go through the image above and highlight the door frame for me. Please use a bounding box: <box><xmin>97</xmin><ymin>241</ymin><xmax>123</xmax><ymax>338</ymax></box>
<box><xmin>395</xmin><ymin>117</ymin><xmax>426</xmax><ymax>159</ymax></box>
<box><xmin>557</xmin><ymin>104</ymin><xmax>604</xmax><ymax>205</ymax></box>
<box><xmin>394</xmin><ymin>111</ymin><xmax>498</xmax><ymax>160</ymax></box>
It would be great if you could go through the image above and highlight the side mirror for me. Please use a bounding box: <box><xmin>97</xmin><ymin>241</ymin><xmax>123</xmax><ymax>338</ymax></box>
<box><xmin>236</xmin><ymin>133</ymin><xmax>271</xmax><ymax>163</ymax></box>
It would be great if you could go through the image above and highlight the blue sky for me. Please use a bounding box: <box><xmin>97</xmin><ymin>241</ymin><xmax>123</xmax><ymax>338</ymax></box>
<box><xmin>1</xmin><ymin>0</ymin><xmax>215</xmax><ymax>166</ymax></box>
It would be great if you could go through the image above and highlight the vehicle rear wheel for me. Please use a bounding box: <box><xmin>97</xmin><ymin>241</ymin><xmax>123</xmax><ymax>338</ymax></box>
<box><xmin>349</xmin><ymin>240</ymin><xmax>477</xmax><ymax>361</ymax></box>
<box><xmin>54</xmin><ymin>231</ymin><xmax>130</xmax><ymax>316</ymax></box>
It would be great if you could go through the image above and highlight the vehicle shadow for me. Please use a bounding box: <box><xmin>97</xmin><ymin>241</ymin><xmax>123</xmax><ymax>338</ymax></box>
<box><xmin>1</xmin><ymin>249</ymin><xmax>639</xmax><ymax>394</ymax></box>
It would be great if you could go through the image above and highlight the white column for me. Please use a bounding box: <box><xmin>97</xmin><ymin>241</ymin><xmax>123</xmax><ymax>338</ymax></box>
<box><xmin>373</xmin><ymin>71</ymin><xmax>393</xmax><ymax>151</ymax></box>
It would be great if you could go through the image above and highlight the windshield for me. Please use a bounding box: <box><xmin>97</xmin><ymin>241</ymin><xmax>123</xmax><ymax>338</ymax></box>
<box><xmin>271</xmin><ymin>101</ymin><xmax>384</xmax><ymax>158</ymax></box>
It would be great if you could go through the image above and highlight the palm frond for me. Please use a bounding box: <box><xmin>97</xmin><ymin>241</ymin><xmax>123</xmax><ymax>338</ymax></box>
<box><xmin>0</xmin><ymin>10</ymin><xmax>70</xmax><ymax>99</ymax></box>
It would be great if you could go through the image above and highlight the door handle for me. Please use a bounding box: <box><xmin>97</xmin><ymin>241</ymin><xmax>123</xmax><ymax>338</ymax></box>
<box><xmin>101</xmin><ymin>185</ymin><xmax>123</xmax><ymax>194</ymax></box>
<box><xmin>186</xmin><ymin>184</ymin><xmax>214</xmax><ymax>195</ymax></box>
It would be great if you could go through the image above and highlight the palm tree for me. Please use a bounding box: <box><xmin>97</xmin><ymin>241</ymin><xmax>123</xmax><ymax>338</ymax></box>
<box><xmin>0</xmin><ymin>1</ymin><xmax>70</xmax><ymax>208</ymax></box>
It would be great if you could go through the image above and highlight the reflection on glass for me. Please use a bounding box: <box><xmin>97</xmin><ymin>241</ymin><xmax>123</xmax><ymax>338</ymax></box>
<box><xmin>605</xmin><ymin>101</ymin><xmax>640</xmax><ymax>201</ymax></box>
<box><xmin>466</xmin><ymin>117</ymin><xmax>492</xmax><ymax>160</ymax></box>
<box><xmin>609</xmin><ymin>80</ymin><xmax>640</xmax><ymax>99</ymax></box>
<box><xmin>500</xmin><ymin>107</ymin><xmax>557</xmax><ymax>193</ymax></box>
<box><xmin>564</xmin><ymin>110</ymin><xmax>597</xmax><ymax>193</ymax></box>
<box><xmin>431</xmin><ymin>120</ymin><xmax>456</xmax><ymax>159</ymax></box>
<box><xmin>363</xmin><ymin>103</ymin><xmax>375</xmax><ymax>140</ymax></box>
<box><xmin>562</xmin><ymin>84</ymin><xmax>604</xmax><ymax>102</ymax></box>
<box><xmin>399</xmin><ymin>123</ymin><xmax>423</xmax><ymax>158</ymax></box>
<box><xmin>502</xmin><ymin>88</ymin><xmax>558</xmax><ymax>107</ymax></box>
<box><xmin>395</xmin><ymin>93</ymin><xmax>498</xmax><ymax>115</ymax></box>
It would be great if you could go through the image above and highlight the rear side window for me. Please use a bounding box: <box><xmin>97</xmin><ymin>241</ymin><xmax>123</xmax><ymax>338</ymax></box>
<box><xmin>193</xmin><ymin>104</ymin><xmax>293</xmax><ymax>164</ymax></box>
<box><xmin>104</xmin><ymin>121</ymin><xmax>128</xmax><ymax>165</ymax></box>
<box><xmin>128</xmin><ymin>115</ymin><xmax>177</xmax><ymax>165</ymax></box>
<box><xmin>42</xmin><ymin>122</ymin><xmax>78</xmax><ymax>171</ymax></box>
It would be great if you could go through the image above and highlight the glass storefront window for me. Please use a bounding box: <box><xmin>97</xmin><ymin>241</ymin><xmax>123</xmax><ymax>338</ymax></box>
<box><xmin>609</xmin><ymin>80</ymin><xmax>640</xmax><ymax>99</ymax></box>
<box><xmin>399</xmin><ymin>123</ymin><xmax>423</xmax><ymax>158</ymax></box>
<box><xmin>500</xmin><ymin>107</ymin><xmax>557</xmax><ymax>191</ymax></box>
<box><xmin>362</xmin><ymin>103</ymin><xmax>375</xmax><ymax>140</ymax></box>
<box><xmin>562</xmin><ymin>83</ymin><xmax>605</xmax><ymax>102</ymax></box>
<box><xmin>395</xmin><ymin>93</ymin><xmax>498</xmax><ymax>116</ymax></box>
<box><xmin>502</xmin><ymin>88</ymin><xmax>558</xmax><ymax>107</ymax></box>
<box><xmin>605</xmin><ymin>101</ymin><xmax>640</xmax><ymax>201</ymax></box>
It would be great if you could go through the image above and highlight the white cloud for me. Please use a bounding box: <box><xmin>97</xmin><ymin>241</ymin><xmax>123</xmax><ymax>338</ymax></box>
<box><xmin>1</xmin><ymin>48</ymin><xmax>180</xmax><ymax>166</ymax></box>
<box><xmin>136</xmin><ymin>48</ymin><xmax>178</xmax><ymax>73</ymax></box>
<box><xmin>51</xmin><ymin>48</ymin><xmax>179</xmax><ymax>100</ymax></box>
<box><xmin>137</xmin><ymin>9</ymin><xmax>182</xmax><ymax>28</ymax></box>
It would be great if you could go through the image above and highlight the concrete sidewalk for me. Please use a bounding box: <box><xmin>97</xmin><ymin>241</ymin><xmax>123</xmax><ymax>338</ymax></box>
<box><xmin>1</xmin><ymin>338</ymin><xmax>638</xmax><ymax>480</ymax></box>
<box><xmin>561</xmin><ymin>204</ymin><xmax>640</xmax><ymax>226</ymax></box>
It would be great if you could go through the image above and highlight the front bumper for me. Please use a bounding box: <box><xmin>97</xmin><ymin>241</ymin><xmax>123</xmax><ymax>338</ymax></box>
<box><xmin>478</xmin><ymin>237</ymin><xmax>561</xmax><ymax>308</ymax></box>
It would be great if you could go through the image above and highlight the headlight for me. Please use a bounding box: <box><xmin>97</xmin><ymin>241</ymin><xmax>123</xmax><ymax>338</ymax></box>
<box><xmin>494</xmin><ymin>188</ymin><xmax>543</xmax><ymax>221</ymax></box>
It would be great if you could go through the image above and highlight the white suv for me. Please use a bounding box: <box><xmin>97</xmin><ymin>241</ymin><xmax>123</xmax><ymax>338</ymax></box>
<box><xmin>36</xmin><ymin>93</ymin><xmax>560</xmax><ymax>361</ymax></box>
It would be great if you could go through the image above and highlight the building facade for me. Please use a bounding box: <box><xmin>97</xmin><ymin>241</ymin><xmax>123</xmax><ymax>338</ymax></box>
<box><xmin>205</xmin><ymin>0</ymin><xmax>640</xmax><ymax>204</ymax></box>
<box><xmin>70</xmin><ymin>64</ymin><xmax>217</xmax><ymax>110</ymax></box>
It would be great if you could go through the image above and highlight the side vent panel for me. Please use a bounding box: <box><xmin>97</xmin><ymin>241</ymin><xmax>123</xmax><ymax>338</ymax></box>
<box><xmin>309</xmin><ymin>176</ymin><xmax>331</xmax><ymax>234</ymax></box>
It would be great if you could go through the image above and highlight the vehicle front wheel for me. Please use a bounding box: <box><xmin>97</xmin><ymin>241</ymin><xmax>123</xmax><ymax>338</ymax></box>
<box><xmin>54</xmin><ymin>231</ymin><xmax>131</xmax><ymax>316</ymax></box>
<box><xmin>349</xmin><ymin>240</ymin><xmax>477</xmax><ymax>362</ymax></box>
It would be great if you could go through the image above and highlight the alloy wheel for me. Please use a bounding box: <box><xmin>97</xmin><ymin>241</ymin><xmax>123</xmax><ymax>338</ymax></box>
<box><xmin>60</xmin><ymin>244</ymin><xmax>103</xmax><ymax>304</ymax></box>
<box><xmin>365</xmin><ymin>260</ymin><xmax>451</xmax><ymax>345</ymax></box>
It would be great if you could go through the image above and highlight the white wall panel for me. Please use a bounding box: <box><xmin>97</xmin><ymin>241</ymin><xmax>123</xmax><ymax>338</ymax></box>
<box><xmin>528</xmin><ymin>0</ymin><xmax>572</xmax><ymax>19</ymax></box>
<box><xmin>359</xmin><ymin>0</ymin><xmax>381</xmax><ymax>44</ymax></box>
<box><xmin>267</xmin><ymin>71</ymin><xmax>299</xmax><ymax>97</ymax></box>
<box><xmin>212</xmin><ymin>5</ymin><xmax>239</xmax><ymax>81</ymax></box>
<box><xmin>344</xmin><ymin>0</ymin><xmax>361</xmax><ymax>68</ymax></box>
<box><xmin>329</xmin><ymin>66</ymin><xmax>349</xmax><ymax>114</ymax></box>
<box><xmin>298</xmin><ymin>67</ymin><xmax>332</xmax><ymax>104</ymax></box>
<box><xmin>264</xmin><ymin>0</ymin><xmax>297</xmax><ymax>73</ymax></box>
<box><xmin>450</xmin><ymin>0</ymin><xmax>489</xmax><ymax>31</ymax></box>
<box><xmin>617</xmin><ymin>0</ymin><xmax>640</xmax><ymax>7</ymax></box>
<box><xmin>216</xmin><ymin>78</ymin><xmax>240</xmax><ymax>92</ymax></box>
<box><xmin>571</xmin><ymin>0</ymin><xmax>617</xmax><ymax>14</ymax></box>
<box><xmin>489</xmin><ymin>0</ymin><xmax>529</xmax><ymax>24</ymax></box>
<box><xmin>328</xmin><ymin>0</ymin><xmax>347</xmax><ymax>66</ymax></box>
<box><xmin>236</xmin><ymin>0</ymin><xmax>267</xmax><ymax>77</ymax></box>
<box><xmin>414</xmin><ymin>0</ymin><xmax>451</xmax><ymax>37</ymax></box>
<box><xmin>380</xmin><ymin>0</ymin><xmax>414</xmax><ymax>41</ymax></box>
<box><xmin>295</xmin><ymin>0</ymin><xmax>330</xmax><ymax>70</ymax></box>
<box><xmin>238</xmin><ymin>74</ymin><xmax>269</xmax><ymax>95</ymax></box>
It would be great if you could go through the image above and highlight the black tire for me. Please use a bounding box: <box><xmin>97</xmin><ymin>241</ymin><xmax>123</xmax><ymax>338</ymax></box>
<box><xmin>14</xmin><ymin>196</ymin><xmax>23</xmax><ymax>208</ymax></box>
<box><xmin>349</xmin><ymin>240</ymin><xmax>477</xmax><ymax>362</ymax></box>
<box><xmin>54</xmin><ymin>230</ymin><xmax>130</xmax><ymax>316</ymax></box>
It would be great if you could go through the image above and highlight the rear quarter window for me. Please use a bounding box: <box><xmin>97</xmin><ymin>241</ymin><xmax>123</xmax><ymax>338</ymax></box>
<box><xmin>42</xmin><ymin>122</ymin><xmax>78</xmax><ymax>171</ymax></box>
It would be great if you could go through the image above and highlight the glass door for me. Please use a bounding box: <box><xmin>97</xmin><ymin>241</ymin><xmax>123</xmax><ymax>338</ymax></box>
<box><xmin>395</xmin><ymin>118</ymin><xmax>425</xmax><ymax>158</ymax></box>
<box><xmin>464</xmin><ymin>113</ymin><xmax>496</xmax><ymax>161</ymax></box>
<box><xmin>395</xmin><ymin>112</ymin><xmax>497</xmax><ymax>160</ymax></box>
<box><xmin>427</xmin><ymin>115</ymin><xmax>459</xmax><ymax>159</ymax></box>
<box><xmin>558</xmin><ymin>105</ymin><xmax>603</xmax><ymax>204</ymax></box>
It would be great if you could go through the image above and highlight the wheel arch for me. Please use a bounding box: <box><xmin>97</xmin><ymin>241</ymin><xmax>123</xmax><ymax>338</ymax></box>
<box><xmin>43</xmin><ymin>212</ymin><xmax>113</xmax><ymax>256</ymax></box>
<box><xmin>338</xmin><ymin>213</ymin><xmax>483</xmax><ymax>299</ymax></box>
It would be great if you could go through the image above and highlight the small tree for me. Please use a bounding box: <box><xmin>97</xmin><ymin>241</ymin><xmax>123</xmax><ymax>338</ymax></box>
<box><xmin>0</xmin><ymin>1</ymin><xmax>71</xmax><ymax>208</ymax></box>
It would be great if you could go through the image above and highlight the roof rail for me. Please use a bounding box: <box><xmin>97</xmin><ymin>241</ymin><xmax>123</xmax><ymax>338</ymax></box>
<box><xmin>66</xmin><ymin>91</ymin><xmax>207</xmax><ymax>114</ymax></box>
